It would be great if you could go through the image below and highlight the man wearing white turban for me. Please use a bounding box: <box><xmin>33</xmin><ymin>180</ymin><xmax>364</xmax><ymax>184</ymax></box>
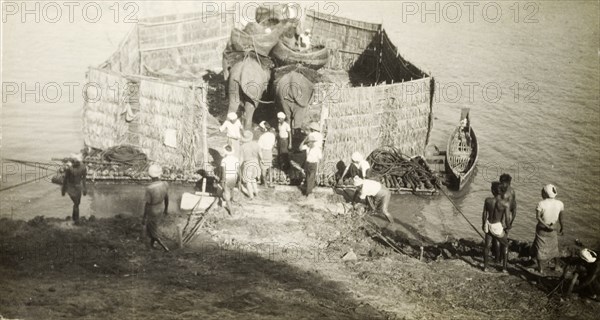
<box><xmin>532</xmin><ymin>184</ymin><xmax>564</xmax><ymax>274</ymax></box>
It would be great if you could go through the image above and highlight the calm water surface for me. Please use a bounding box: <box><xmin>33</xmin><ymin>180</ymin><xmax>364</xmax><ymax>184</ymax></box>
<box><xmin>1</xmin><ymin>1</ymin><xmax>598</xmax><ymax>245</ymax></box>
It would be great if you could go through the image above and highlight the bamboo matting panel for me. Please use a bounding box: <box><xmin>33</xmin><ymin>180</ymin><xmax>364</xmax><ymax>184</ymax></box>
<box><xmin>320</xmin><ymin>77</ymin><xmax>432</xmax><ymax>165</ymax></box>
<box><xmin>82</xmin><ymin>68</ymin><xmax>130</xmax><ymax>150</ymax></box>
<box><xmin>304</xmin><ymin>9</ymin><xmax>379</xmax><ymax>71</ymax></box>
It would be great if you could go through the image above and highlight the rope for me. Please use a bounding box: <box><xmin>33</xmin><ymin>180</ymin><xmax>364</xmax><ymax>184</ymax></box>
<box><xmin>438</xmin><ymin>187</ymin><xmax>484</xmax><ymax>240</ymax></box>
<box><xmin>0</xmin><ymin>172</ymin><xmax>55</xmax><ymax>193</ymax></box>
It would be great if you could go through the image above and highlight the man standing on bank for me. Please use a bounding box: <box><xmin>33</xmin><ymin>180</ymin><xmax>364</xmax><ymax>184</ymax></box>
<box><xmin>142</xmin><ymin>164</ymin><xmax>170</xmax><ymax>252</ymax></box>
<box><xmin>299</xmin><ymin>125</ymin><xmax>323</xmax><ymax>199</ymax></box>
<box><xmin>499</xmin><ymin>173</ymin><xmax>517</xmax><ymax>231</ymax></box>
<box><xmin>62</xmin><ymin>153</ymin><xmax>87</xmax><ymax>224</ymax></box>
<box><xmin>532</xmin><ymin>184</ymin><xmax>564</xmax><ymax>274</ymax></box>
<box><xmin>482</xmin><ymin>181</ymin><xmax>510</xmax><ymax>273</ymax></box>
<box><xmin>277</xmin><ymin>112</ymin><xmax>292</xmax><ymax>171</ymax></box>
<box><xmin>220</xmin><ymin>112</ymin><xmax>243</xmax><ymax>158</ymax></box>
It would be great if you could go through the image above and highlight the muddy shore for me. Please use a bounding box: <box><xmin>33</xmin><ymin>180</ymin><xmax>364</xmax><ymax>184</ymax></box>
<box><xmin>0</xmin><ymin>188</ymin><xmax>598</xmax><ymax>320</ymax></box>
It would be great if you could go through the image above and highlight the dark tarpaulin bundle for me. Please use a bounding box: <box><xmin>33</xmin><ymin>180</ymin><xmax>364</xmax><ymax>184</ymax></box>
<box><xmin>101</xmin><ymin>145</ymin><xmax>148</xmax><ymax>166</ymax></box>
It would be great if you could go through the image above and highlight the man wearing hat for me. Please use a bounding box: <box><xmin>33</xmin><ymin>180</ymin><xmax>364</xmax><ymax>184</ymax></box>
<box><xmin>239</xmin><ymin>130</ymin><xmax>262</xmax><ymax>199</ymax></box>
<box><xmin>305</xmin><ymin>122</ymin><xmax>323</xmax><ymax>148</ymax></box>
<box><xmin>299</xmin><ymin>126</ymin><xmax>323</xmax><ymax>198</ymax></box>
<box><xmin>61</xmin><ymin>153</ymin><xmax>87</xmax><ymax>224</ymax></box>
<box><xmin>258</xmin><ymin>121</ymin><xmax>276</xmax><ymax>187</ymax></box>
<box><xmin>220</xmin><ymin>112</ymin><xmax>243</xmax><ymax>157</ymax></box>
<box><xmin>532</xmin><ymin>184</ymin><xmax>565</xmax><ymax>274</ymax></box>
<box><xmin>351</xmin><ymin>176</ymin><xmax>393</xmax><ymax>223</ymax></box>
<box><xmin>277</xmin><ymin>112</ymin><xmax>292</xmax><ymax>170</ymax></box>
<box><xmin>339</xmin><ymin>151</ymin><xmax>371</xmax><ymax>185</ymax></box>
<box><xmin>142</xmin><ymin>164</ymin><xmax>170</xmax><ymax>252</ymax></box>
<box><xmin>571</xmin><ymin>248</ymin><xmax>600</xmax><ymax>297</ymax></box>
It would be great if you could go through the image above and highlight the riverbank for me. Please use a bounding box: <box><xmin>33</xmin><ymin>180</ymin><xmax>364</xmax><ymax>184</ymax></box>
<box><xmin>0</xmin><ymin>188</ymin><xmax>597</xmax><ymax>319</ymax></box>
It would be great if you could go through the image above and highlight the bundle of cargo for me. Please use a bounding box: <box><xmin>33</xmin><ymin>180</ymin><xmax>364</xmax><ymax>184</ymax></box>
<box><xmin>270</xmin><ymin>41</ymin><xmax>330</xmax><ymax>69</ymax></box>
<box><xmin>229</xmin><ymin>19</ymin><xmax>300</xmax><ymax>57</ymax></box>
<box><xmin>81</xmin><ymin>146</ymin><xmax>202</xmax><ymax>183</ymax></box>
<box><xmin>366</xmin><ymin>146</ymin><xmax>441</xmax><ymax>194</ymax></box>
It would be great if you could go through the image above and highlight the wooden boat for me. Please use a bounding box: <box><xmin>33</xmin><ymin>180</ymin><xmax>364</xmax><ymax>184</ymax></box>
<box><xmin>445</xmin><ymin>108</ymin><xmax>478</xmax><ymax>191</ymax></box>
<box><xmin>270</xmin><ymin>41</ymin><xmax>329</xmax><ymax>69</ymax></box>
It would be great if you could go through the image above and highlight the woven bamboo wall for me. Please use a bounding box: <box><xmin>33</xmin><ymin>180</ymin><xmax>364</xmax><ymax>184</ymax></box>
<box><xmin>136</xmin><ymin>79</ymin><xmax>206</xmax><ymax>169</ymax></box>
<box><xmin>106</xmin><ymin>26</ymin><xmax>140</xmax><ymax>75</ymax></box>
<box><xmin>304</xmin><ymin>9</ymin><xmax>379</xmax><ymax>71</ymax></box>
<box><xmin>82</xmin><ymin>68</ymin><xmax>129</xmax><ymax>150</ymax></box>
<box><xmin>138</xmin><ymin>12</ymin><xmax>235</xmax><ymax>73</ymax></box>
<box><xmin>319</xmin><ymin>77</ymin><xmax>432</xmax><ymax>166</ymax></box>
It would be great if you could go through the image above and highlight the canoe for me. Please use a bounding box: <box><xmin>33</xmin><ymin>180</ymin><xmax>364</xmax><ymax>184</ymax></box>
<box><xmin>270</xmin><ymin>41</ymin><xmax>329</xmax><ymax>69</ymax></box>
<box><xmin>229</xmin><ymin>27</ymin><xmax>281</xmax><ymax>57</ymax></box>
<box><xmin>444</xmin><ymin>108</ymin><xmax>478</xmax><ymax>191</ymax></box>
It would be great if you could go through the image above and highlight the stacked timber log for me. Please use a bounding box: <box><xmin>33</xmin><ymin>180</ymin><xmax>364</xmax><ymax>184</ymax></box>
<box><xmin>367</xmin><ymin>146</ymin><xmax>441</xmax><ymax>194</ymax></box>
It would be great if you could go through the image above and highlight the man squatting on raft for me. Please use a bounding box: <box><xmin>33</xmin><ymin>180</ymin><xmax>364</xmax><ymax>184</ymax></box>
<box><xmin>352</xmin><ymin>176</ymin><xmax>393</xmax><ymax>223</ymax></box>
<box><xmin>62</xmin><ymin>153</ymin><xmax>87</xmax><ymax>224</ymax></box>
<box><xmin>482</xmin><ymin>181</ymin><xmax>510</xmax><ymax>273</ymax></box>
<box><xmin>339</xmin><ymin>151</ymin><xmax>371</xmax><ymax>185</ymax></box>
<box><xmin>142</xmin><ymin>164</ymin><xmax>170</xmax><ymax>252</ymax></box>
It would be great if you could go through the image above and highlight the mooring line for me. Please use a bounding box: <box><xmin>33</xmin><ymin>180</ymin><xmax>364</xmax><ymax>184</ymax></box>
<box><xmin>438</xmin><ymin>187</ymin><xmax>484</xmax><ymax>240</ymax></box>
<box><xmin>0</xmin><ymin>172</ymin><xmax>55</xmax><ymax>193</ymax></box>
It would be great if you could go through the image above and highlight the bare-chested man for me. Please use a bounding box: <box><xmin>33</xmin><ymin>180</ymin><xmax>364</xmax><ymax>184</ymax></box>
<box><xmin>482</xmin><ymin>181</ymin><xmax>510</xmax><ymax>272</ymax></box>
<box><xmin>499</xmin><ymin>173</ymin><xmax>517</xmax><ymax>230</ymax></box>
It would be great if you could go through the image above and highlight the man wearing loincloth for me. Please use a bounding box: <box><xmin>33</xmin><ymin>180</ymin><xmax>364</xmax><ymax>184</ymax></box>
<box><xmin>142</xmin><ymin>164</ymin><xmax>170</xmax><ymax>252</ymax></box>
<box><xmin>482</xmin><ymin>181</ymin><xmax>510</xmax><ymax>272</ymax></box>
<box><xmin>532</xmin><ymin>184</ymin><xmax>564</xmax><ymax>274</ymax></box>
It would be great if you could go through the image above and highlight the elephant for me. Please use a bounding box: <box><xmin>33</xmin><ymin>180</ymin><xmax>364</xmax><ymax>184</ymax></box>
<box><xmin>224</xmin><ymin>18</ymin><xmax>300</xmax><ymax>130</ymax></box>
<box><xmin>275</xmin><ymin>69</ymin><xmax>318</xmax><ymax>132</ymax></box>
<box><xmin>274</xmin><ymin>69</ymin><xmax>324</xmax><ymax>151</ymax></box>
<box><xmin>227</xmin><ymin>55</ymin><xmax>272</xmax><ymax>130</ymax></box>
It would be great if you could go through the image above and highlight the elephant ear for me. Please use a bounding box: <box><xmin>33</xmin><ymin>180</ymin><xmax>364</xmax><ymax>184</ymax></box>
<box><xmin>239</xmin><ymin>58</ymin><xmax>270</xmax><ymax>101</ymax></box>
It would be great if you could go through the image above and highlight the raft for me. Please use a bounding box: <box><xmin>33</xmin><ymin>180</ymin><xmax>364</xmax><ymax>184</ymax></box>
<box><xmin>76</xmin><ymin>6</ymin><xmax>436</xmax><ymax>189</ymax></box>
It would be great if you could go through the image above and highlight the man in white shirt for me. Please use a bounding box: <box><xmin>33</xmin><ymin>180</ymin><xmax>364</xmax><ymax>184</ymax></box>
<box><xmin>277</xmin><ymin>112</ymin><xmax>292</xmax><ymax>170</ymax></box>
<box><xmin>339</xmin><ymin>151</ymin><xmax>371</xmax><ymax>185</ymax></box>
<box><xmin>299</xmin><ymin>133</ymin><xmax>322</xmax><ymax>198</ymax></box>
<box><xmin>532</xmin><ymin>184</ymin><xmax>565</xmax><ymax>274</ymax></box>
<box><xmin>219</xmin><ymin>112</ymin><xmax>243</xmax><ymax>157</ymax></box>
<box><xmin>258</xmin><ymin>121</ymin><xmax>276</xmax><ymax>186</ymax></box>
<box><xmin>352</xmin><ymin>176</ymin><xmax>393</xmax><ymax>223</ymax></box>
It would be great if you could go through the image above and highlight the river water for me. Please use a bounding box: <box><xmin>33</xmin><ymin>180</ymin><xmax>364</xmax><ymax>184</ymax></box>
<box><xmin>1</xmin><ymin>1</ymin><xmax>598</xmax><ymax>246</ymax></box>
